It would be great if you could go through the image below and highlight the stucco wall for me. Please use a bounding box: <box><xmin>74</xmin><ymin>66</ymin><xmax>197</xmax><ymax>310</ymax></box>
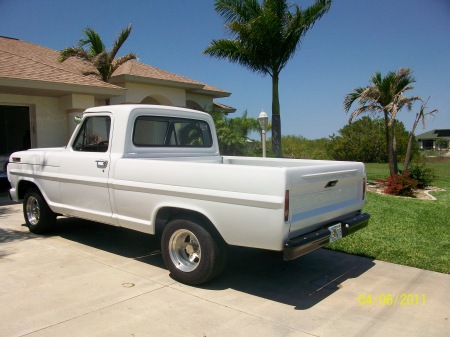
<box><xmin>1</xmin><ymin>82</ymin><xmax>219</xmax><ymax>151</ymax></box>
<box><xmin>111</xmin><ymin>83</ymin><xmax>186</xmax><ymax>107</ymax></box>
<box><xmin>186</xmin><ymin>93</ymin><xmax>214</xmax><ymax>112</ymax></box>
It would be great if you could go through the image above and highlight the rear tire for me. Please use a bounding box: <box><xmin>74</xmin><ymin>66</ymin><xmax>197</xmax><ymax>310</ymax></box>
<box><xmin>161</xmin><ymin>217</ymin><xmax>227</xmax><ymax>285</ymax></box>
<box><xmin>23</xmin><ymin>188</ymin><xmax>56</xmax><ymax>234</ymax></box>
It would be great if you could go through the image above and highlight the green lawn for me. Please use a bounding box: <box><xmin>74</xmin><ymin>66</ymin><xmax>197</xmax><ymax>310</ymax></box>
<box><xmin>327</xmin><ymin>159</ymin><xmax>450</xmax><ymax>274</ymax></box>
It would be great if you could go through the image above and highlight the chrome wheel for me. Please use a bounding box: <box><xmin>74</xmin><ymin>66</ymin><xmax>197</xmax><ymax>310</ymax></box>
<box><xmin>168</xmin><ymin>229</ymin><xmax>201</xmax><ymax>272</ymax></box>
<box><xmin>23</xmin><ymin>188</ymin><xmax>56</xmax><ymax>234</ymax></box>
<box><xmin>26</xmin><ymin>195</ymin><xmax>40</xmax><ymax>226</ymax></box>
<box><xmin>162</xmin><ymin>218</ymin><xmax>228</xmax><ymax>285</ymax></box>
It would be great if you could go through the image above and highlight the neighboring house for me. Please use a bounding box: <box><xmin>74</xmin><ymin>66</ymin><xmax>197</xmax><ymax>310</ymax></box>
<box><xmin>416</xmin><ymin>129</ymin><xmax>450</xmax><ymax>150</ymax></box>
<box><xmin>0</xmin><ymin>36</ymin><xmax>235</xmax><ymax>172</ymax></box>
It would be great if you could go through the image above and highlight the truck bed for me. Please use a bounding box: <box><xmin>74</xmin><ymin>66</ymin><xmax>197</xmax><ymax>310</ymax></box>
<box><xmin>112</xmin><ymin>155</ymin><xmax>366</xmax><ymax>251</ymax></box>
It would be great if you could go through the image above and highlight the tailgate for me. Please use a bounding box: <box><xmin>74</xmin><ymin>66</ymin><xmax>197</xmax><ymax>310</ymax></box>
<box><xmin>287</xmin><ymin>164</ymin><xmax>366</xmax><ymax>237</ymax></box>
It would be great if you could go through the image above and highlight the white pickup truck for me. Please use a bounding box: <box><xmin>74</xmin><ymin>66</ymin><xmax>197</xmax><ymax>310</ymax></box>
<box><xmin>7</xmin><ymin>104</ymin><xmax>370</xmax><ymax>285</ymax></box>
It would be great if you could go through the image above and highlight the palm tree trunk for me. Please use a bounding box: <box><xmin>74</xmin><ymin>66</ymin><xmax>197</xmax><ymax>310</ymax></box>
<box><xmin>383</xmin><ymin>110</ymin><xmax>395</xmax><ymax>176</ymax></box>
<box><xmin>392</xmin><ymin>120</ymin><xmax>398</xmax><ymax>174</ymax></box>
<box><xmin>271</xmin><ymin>74</ymin><xmax>282</xmax><ymax>157</ymax></box>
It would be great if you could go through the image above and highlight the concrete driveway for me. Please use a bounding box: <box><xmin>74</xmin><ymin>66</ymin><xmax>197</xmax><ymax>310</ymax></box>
<box><xmin>0</xmin><ymin>201</ymin><xmax>449</xmax><ymax>337</ymax></box>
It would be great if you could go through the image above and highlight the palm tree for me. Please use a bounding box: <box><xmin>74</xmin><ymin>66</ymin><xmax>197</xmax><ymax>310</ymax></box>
<box><xmin>344</xmin><ymin>68</ymin><xmax>420</xmax><ymax>176</ymax></box>
<box><xmin>204</xmin><ymin>0</ymin><xmax>332</xmax><ymax>157</ymax></box>
<box><xmin>59</xmin><ymin>24</ymin><xmax>137</xmax><ymax>104</ymax></box>
<box><xmin>212</xmin><ymin>110</ymin><xmax>261</xmax><ymax>155</ymax></box>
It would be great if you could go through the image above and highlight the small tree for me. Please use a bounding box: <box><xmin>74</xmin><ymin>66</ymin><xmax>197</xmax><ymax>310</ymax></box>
<box><xmin>403</xmin><ymin>97</ymin><xmax>437</xmax><ymax>172</ymax></box>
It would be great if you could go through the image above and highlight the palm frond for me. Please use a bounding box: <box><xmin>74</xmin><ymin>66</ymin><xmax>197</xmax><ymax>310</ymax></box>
<box><xmin>110</xmin><ymin>24</ymin><xmax>133</xmax><ymax>59</ymax></box>
<box><xmin>343</xmin><ymin>87</ymin><xmax>365</xmax><ymax>112</ymax></box>
<box><xmin>348</xmin><ymin>104</ymin><xmax>381</xmax><ymax>123</ymax></box>
<box><xmin>299</xmin><ymin>0</ymin><xmax>332</xmax><ymax>33</ymax></box>
<box><xmin>111</xmin><ymin>53</ymin><xmax>138</xmax><ymax>74</ymax></box>
<box><xmin>59</xmin><ymin>47</ymin><xmax>91</xmax><ymax>62</ymax></box>
<box><xmin>204</xmin><ymin>38</ymin><xmax>269</xmax><ymax>75</ymax></box>
<box><xmin>81</xmin><ymin>27</ymin><xmax>105</xmax><ymax>55</ymax></box>
<box><xmin>82</xmin><ymin>70</ymin><xmax>101</xmax><ymax>79</ymax></box>
<box><xmin>215</xmin><ymin>0</ymin><xmax>261</xmax><ymax>24</ymax></box>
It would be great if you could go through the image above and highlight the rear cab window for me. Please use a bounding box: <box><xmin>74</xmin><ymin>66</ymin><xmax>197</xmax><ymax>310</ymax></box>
<box><xmin>133</xmin><ymin>116</ymin><xmax>213</xmax><ymax>148</ymax></box>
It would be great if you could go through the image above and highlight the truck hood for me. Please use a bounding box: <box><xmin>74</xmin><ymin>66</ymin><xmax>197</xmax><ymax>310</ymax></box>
<box><xmin>10</xmin><ymin>147</ymin><xmax>65</xmax><ymax>167</ymax></box>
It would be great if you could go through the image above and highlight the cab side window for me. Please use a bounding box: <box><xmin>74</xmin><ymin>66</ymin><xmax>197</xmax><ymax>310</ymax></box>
<box><xmin>73</xmin><ymin>116</ymin><xmax>111</xmax><ymax>152</ymax></box>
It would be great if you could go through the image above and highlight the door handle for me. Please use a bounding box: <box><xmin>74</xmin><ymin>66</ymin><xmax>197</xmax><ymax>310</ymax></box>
<box><xmin>95</xmin><ymin>160</ymin><xmax>108</xmax><ymax>169</ymax></box>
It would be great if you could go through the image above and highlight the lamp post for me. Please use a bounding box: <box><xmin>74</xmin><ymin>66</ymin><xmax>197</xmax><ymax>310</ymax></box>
<box><xmin>258</xmin><ymin>110</ymin><xmax>268</xmax><ymax>157</ymax></box>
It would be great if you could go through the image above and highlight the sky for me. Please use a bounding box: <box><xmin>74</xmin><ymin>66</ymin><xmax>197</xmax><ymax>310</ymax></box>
<box><xmin>1</xmin><ymin>0</ymin><xmax>449</xmax><ymax>139</ymax></box>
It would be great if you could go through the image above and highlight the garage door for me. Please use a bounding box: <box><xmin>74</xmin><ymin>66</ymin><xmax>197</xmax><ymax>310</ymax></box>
<box><xmin>0</xmin><ymin>105</ymin><xmax>31</xmax><ymax>173</ymax></box>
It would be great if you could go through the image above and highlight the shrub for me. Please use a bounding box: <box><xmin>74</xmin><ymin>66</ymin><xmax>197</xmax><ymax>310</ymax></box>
<box><xmin>407</xmin><ymin>164</ymin><xmax>435</xmax><ymax>188</ymax></box>
<box><xmin>328</xmin><ymin>117</ymin><xmax>417</xmax><ymax>163</ymax></box>
<box><xmin>382</xmin><ymin>173</ymin><xmax>418</xmax><ymax>197</ymax></box>
<box><xmin>281</xmin><ymin>135</ymin><xmax>332</xmax><ymax>160</ymax></box>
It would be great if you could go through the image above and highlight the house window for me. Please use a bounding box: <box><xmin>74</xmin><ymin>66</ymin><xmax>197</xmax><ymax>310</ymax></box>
<box><xmin>436</xmin><ymin>140</ymin><xmax>449</xmax><ymax>149</ymax></box>
<box><xmin>421</xmin><ymin>140</ymin><xmax>434</xmax><ymax>150</ymax></box>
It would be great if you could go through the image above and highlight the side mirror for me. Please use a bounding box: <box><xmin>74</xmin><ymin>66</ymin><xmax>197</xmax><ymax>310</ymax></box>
<box><xmin>74</xmin><ymin>115</ymin><xmax>83</xmax><ymax>125</ymax></box>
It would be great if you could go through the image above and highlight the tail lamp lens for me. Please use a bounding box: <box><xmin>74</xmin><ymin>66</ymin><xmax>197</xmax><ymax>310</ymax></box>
<box><xmin>284</xmin><ymin>190</ymin><xmax>290</xmax><ymax>222</ymax></box>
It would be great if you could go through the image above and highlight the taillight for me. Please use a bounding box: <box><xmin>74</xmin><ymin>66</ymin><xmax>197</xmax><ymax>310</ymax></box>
<box><xmin>284</xmin><ymin>190</ymin><xmax>290</xmax><ymax>222</ymax></box>
<box><xmin>362</xmin><ymin>177</ymin><xmax>366</xmax><ymax>200</ymax></box>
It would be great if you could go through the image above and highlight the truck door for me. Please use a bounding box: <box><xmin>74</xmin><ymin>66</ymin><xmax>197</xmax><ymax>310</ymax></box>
<box><xmin>59</xmin><ymin>114</ymin><xmax>113</xmax><ymax>223</ymax></box>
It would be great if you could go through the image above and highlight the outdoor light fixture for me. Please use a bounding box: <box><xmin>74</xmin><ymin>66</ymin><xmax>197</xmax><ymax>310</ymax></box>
<box><xmin>258</xmin><ymin>110</ymin><xmax>269</xmax><ymax>157</ymax></box>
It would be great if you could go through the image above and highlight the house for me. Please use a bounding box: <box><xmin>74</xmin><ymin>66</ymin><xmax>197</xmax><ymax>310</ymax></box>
<box><xmin>0</xmin><ymin>36</ymin><xmax>235</xmax><ymax>160</ymax></box>
<box><xmin>416</xmin><ymin>129</ymin><xmax>450</xmax><ymax>150</ymax></box>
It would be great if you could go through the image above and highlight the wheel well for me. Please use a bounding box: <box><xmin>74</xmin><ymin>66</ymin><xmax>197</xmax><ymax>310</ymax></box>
<box><xmin>17</xmin><ymin>180</ymin><xmax>39</xmax><ymax>200</ymax></box>
<box><xmin>155</xmin><ymin>207</ymin><xmax>225</xmax><ymax>244</ymax></box>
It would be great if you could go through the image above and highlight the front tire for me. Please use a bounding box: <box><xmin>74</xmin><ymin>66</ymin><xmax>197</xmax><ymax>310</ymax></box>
<box><xmin>23</xmin><ymin>188</ymin><xmax>56</xmax><ymax>234</ymax></box>
<box><xmin>161</xmin><ymin>217</ymin><xmax>227</xmax><ymax>285</ymax></box>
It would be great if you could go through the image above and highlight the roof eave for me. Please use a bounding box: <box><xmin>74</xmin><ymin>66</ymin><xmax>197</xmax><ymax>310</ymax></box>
<box><xmin>192</xmin><ymin>88</ymin><xmax>231</xmax><ymax>98</ymax></box>
<box><xmin>0</xmin><ymin>77</ymin><xmax>126</xmax><ymax>98</ymax></box>
<box><xmin>110</xmin><ymin>74</ymin><xmax>231</xmax><ymax>98</ymax></box>
<box><xmin>110</xmin><ymin>74</ymin><xmax>204</xmax><ymax>90</ymax></box>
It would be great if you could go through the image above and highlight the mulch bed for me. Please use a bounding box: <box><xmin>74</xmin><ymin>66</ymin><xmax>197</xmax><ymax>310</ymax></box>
<box><xmin>367</xmin><ymin>181</ymin><xmax>445</xmax><ymax>200</ymax></box>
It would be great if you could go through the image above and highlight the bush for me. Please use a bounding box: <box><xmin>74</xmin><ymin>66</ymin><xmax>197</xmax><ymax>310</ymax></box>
<box><xmin>329</xmin><ymin>117</ymin><xmax>417</xmax><ymax>162</ymax></box>
<box><xmin>407</xmin><ymin>164</ymin><xmax>435</xmax><ymax>188</ymax></box>
<box><xmin>281</xmin><ymin>135</ymin><xmax>332</xmax><ymax>159</ymax></box>
<box><xmin>381</xmin><ymin>173</ymin><xmax>418</xmax><ymax>197</ymax></box>
<box><xmin>212</xmin><ymin>110</ymin><xmax>260</xmax><ymax>156</ymax></box>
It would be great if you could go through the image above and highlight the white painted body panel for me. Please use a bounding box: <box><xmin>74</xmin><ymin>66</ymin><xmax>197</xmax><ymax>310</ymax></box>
<box><xmin>8</xmin><ymin>105</ymin><xmax>367</xmax><ymax>252</ymax></box>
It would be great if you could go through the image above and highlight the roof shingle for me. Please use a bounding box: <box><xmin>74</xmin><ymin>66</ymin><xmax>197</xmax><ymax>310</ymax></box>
<box><xmin>0</xmin><ymin>37</ymin><xmax>121</xmax><ymax>89</ymax></box>
<box><xmin>0</xmin><ymin>36</ymin><xmax>230</xmax><ymax>97</ymax></box>
<box><xmin>112</xmin><ymin>60</ymin><xmax>230</xmax><ymax>96</ymax></box>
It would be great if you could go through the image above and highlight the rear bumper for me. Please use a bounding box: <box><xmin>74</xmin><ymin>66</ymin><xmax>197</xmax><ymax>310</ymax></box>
<box><xmin>283</xmin><ymin>213</ymin><xmax>370</xmax><ymax>261</ymax></box>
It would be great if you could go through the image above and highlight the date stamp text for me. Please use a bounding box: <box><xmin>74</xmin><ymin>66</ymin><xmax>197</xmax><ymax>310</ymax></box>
<box><xmin>358</xmin><ymin>293</ymin><xmax>426</xmax><ymax>306</ymax></box>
